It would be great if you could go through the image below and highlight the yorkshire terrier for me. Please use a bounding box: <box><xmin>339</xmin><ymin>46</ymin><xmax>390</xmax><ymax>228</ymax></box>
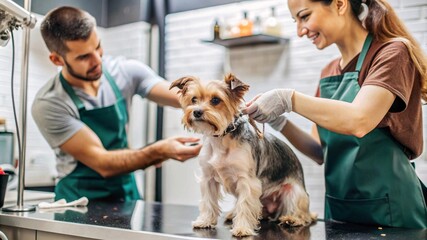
<box><xmin>170</xmin><ymin>74</ymin><xmax>316</xmax><ymax>237</ymax></box>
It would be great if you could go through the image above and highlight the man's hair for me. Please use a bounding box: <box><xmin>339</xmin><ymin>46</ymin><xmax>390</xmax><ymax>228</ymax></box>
<box><xmin>40</xmin><ymin>6</ymin><xmax>96</xmax><ymax>56</ymax></box>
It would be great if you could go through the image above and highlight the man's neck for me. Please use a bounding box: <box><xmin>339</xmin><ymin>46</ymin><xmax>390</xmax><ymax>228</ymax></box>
<box><xmin>62</xmin><ymin>70</ymin><xmax>101</xmax><ymax>97</ymax></box>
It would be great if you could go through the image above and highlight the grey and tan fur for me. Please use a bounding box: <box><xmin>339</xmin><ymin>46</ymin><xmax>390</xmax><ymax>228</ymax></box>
<box><xmin>170</xmin><ymin>74</ymin><xmax>316</xmax><ymax>237</ymax></box>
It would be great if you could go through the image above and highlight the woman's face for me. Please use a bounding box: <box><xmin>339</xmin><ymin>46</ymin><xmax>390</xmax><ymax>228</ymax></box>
<box><xmin>288</xmin><ymin>0</ymin><xmax>343</xmax><ymax>50</ymax></box>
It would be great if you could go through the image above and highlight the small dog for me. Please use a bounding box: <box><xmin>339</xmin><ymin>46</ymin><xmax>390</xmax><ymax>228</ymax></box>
<box><xmin>170</xmin><ymin>74</ymin><xmax>316</xmax><ymax>237</ymax></box>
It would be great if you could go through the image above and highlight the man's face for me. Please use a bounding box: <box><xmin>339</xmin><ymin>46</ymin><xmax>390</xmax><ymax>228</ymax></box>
<box><xmin>61</xmin><ymin>30</ymin><xmax>104</xmax><ymax>81</ymax></box>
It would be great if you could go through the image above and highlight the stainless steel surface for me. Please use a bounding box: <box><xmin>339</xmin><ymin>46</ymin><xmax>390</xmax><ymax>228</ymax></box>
<box><xmin>2</xmin><ymin>204</ymin><xmax>35</xmax><ymax>212</ymax></box>
<box><xmin>0</xmin><ymin>200</ymin><xmax>426</xmax><ymax>240</ymax></box>
<box><xmin>2</xmin><ymin>0</ymin><xmax>35</xmax><ymax>213</ymax></box>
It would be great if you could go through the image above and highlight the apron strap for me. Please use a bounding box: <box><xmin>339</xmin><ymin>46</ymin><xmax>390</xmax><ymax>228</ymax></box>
<box><xmin>355</xmin><ymin>34</ymin><xmax>373</xmax><ymax>72</ymax></box>
<box><xmin>59</xmin><ymin>72</ymin><xmax>86</xmax><ymax>111</ymax></box>
<box><xmin>103</xmin><ymin>69</ymin><xmax>123</xmax><ymax>101</ymax></box>
<box><xmin>59</xmin><ymin>67</ymin><xmax>124</xmax><ymax>112</ymax></box>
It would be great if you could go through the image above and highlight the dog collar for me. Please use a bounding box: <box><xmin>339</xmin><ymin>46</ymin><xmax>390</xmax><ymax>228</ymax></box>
<box><xmin>213</xmin><ymin>113</ymin><xmax>242</xmax><ymax>137</ymax></box>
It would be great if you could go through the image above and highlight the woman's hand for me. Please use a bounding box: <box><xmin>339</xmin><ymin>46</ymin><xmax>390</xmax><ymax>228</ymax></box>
<box><xmin>243</xmin><ymin>89</ymin><xmax>294</xmax><ymax>123</ymax></box>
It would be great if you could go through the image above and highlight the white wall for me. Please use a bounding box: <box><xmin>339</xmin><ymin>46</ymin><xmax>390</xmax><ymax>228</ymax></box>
<box><xmin>162</xmin><ymin>0</ymin><xmax>427</xmax><ymax>217</ymax></box>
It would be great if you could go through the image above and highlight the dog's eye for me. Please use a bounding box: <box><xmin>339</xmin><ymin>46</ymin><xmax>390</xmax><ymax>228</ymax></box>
<box><xmin>211</xmin><ymin>97</ymin><xmax>221</xmax><ymax>106</ymax></box>
<box><xmin>191</xmin><ymin>96</ymin><xmax>197</xmax><ymax>104</ymax></box>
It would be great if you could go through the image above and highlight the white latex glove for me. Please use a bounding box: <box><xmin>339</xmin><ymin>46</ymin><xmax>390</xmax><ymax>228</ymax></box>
<box><xmin>244</xmin><ymin>89</ymin><xmax>294</xmax><ymax>123</ymax></box>
<box><xmin>268</xmin><ymin>114</ymin><xmax>288</xmax><ymax>131</ymax></box>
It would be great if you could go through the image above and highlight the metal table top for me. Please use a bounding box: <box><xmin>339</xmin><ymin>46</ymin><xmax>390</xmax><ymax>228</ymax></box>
<box><xmin>0</xmin><ymin>200</ymin><xmax>426</xmax><ymax>240</ymax></box>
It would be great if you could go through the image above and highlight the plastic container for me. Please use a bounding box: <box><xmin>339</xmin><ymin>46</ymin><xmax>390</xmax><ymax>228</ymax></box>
<box><xmin>238</xmin><ymin>11</ymin><xmax>253</xmax><ymax>37</ymax></box>
<box><xmin>263</xmin><ymin>6</ymin><xmax>282</xmax><ymax>37</ymax></box>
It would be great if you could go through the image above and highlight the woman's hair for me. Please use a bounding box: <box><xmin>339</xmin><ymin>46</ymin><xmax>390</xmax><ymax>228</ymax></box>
<box><xmin>40</xmin><ymin>6</ymin><xmax>96</xmax><ymax>56</ymax></box>
<box><xmin>313</xmin><ymin>0</ymin><xmax>427</xmax><ymax>101</ymax></box>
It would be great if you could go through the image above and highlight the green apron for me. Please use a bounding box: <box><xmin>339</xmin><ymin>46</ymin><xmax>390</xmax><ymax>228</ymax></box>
<box><xmin>317</xmin><ymin>34</ymin><xmax>427</xmax><ymax>228</ymax></box>
<box><xmin>56</xmin><ymin>69</ymin><xmax>140</xmax><ymax>202</ymax></box>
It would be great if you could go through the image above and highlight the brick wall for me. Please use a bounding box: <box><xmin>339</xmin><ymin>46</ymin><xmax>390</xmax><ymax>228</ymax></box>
<box><xmin>162</xmin><ymin>0</ymin><xmax>427</xmax><ymax>217</ymax></box>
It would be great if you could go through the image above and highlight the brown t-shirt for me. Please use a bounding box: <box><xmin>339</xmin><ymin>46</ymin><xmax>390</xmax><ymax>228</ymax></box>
<box><xmin>317</xmin><ymin>39</ymin><xmax>422</xmax><ymax>159</ymax></box>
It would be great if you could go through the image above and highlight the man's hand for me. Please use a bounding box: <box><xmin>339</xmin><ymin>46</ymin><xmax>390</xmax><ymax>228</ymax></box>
<box><xmin>151</xmin><ymin>136</ymin><xmax>202</xmax><ymax>165</ymax></box>
<box><xmin>60</xmin><ymin>126</ymin><xmax>202</xmax><ymax>177</ymax></box>
<box><xmin>243</xmin><ymin>89</ymin><xmax>294</xmax><ymax>123</ymax></box>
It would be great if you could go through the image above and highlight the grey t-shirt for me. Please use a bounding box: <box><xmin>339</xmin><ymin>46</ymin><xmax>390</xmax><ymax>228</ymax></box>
<box><xmin>32</xmin><ymin>56</ymin><xmax>163</xmax><ymax>179</ymax></box>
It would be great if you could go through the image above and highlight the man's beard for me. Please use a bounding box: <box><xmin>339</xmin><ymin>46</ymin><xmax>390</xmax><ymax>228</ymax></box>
<box><xmin>64</xmin><ymin>59</ymin><xmax>102</xmax><ymax>82</ymax></box>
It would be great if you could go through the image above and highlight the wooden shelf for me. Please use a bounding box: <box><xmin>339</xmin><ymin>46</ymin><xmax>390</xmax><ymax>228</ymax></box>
<box><xmin>201</xmin><ymin>34</ymin><xmax>289</xmax><ymax>48</ymax></box>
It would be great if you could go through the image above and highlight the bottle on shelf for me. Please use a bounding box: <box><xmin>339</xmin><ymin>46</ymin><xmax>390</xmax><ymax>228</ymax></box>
<box><xmin>263</xmin><ymin>6</ymin><xmax>282</xmax><ymax>37</ymax></box>
<box><xmin>238</xmin><ymin>11</ymin><xmax>253</xmax><ymax>37</ymax></box>
<box><xmin>213</xmin><ymin>18</ymin><xmax>221</xmax><ymax>40</ymax></box>
<box><xmin>253</xmin><ymin>16</ymin><xmax>262</xmax><ymax>35</ymax></box>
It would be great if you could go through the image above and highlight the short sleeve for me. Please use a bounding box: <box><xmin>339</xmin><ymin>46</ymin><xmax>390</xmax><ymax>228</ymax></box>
<box><xmin>362</xmin><ymin>42</ymin><xmax>415</xmax><ymax>112</ymax></box>
<box><xmin>121</xmin><ymin>59</ymin><xmax>164</xmax><ymax>97</ymax></box>
<box><xmin>31</xmin><ymin>98</ymin><xmax>84</xmax><ymax>148</ymax></box>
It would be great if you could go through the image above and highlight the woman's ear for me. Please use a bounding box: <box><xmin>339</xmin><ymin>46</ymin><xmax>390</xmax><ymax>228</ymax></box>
<box><xmin>336</xmin><ymin>0</ymin><xmax>349</xmax><ymax>16</ymax></box>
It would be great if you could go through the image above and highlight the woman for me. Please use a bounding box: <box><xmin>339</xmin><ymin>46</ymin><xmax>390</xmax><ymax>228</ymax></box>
<box><xmin>244</xmin><ymin>0</ymin><xmax>427</xmax><ymax>228</ymax></box>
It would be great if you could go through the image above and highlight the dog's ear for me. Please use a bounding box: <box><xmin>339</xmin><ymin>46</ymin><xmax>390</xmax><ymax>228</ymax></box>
<box><xmin>170</xmin><ymin>76</ymin><xmax>198</xmax><ymax>95</ymax></box>
<box><xmin>224</xmin><ymin>73</ymin><xmax>249</xmax><ymax>99</ymax></box>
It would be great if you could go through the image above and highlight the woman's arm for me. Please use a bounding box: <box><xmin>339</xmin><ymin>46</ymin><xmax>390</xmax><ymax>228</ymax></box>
<box><xmin>293</xmin><ymin>85</ymin><xmax>396</xmax><ymax>137</ymax></box>
<box><xmin>280</xmin><ymin>120</ymin><xmax>324</xmax><ymax>165</ymax></box>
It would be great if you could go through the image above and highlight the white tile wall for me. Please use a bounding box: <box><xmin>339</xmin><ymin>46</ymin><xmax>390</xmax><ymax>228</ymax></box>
<box><xmin>163</xmin><ymin>0</ymin><xmax>427</xmax><ymax>218</ymax></box>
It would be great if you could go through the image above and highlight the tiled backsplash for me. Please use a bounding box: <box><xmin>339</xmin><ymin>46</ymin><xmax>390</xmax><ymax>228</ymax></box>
<box><xmin>162</xmin><ymin>0</ymin><xmax>427</xmax><ymax>216</ymax></box>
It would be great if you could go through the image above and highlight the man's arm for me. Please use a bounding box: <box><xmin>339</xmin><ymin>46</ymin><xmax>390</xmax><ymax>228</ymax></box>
<box><xmin>121</xmin><ymin>59</ymin><xmax>180</xmax><ymax>108</ymax></box>
<box><xmin>146</xmin><ymin>81</ymin><xmax>180</xmax><ymax>108</ymax></box>
<box><xmin>60</xmin><ymin>125</ymin><xmax>201</xmax><ymax>178</ymax></box>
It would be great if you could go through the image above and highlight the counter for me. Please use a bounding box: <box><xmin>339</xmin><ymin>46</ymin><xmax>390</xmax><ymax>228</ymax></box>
<box><xmin>0</xmin><ymin>199</ymin><xmax>426</xmax><ymax>240</ymax></box>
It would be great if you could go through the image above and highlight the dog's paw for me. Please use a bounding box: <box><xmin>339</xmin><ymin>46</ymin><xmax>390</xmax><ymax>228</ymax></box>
<box><xmin>231</xmin><ymin>226</ymin><xmax>256</xmax><ymax>237</ymax></box>
<box><xmin>278</xmin><ymin>215</ymin><xmax>305</xmax><ymax>227</ymax></box>
<box><xmin>310</xmin><ymin>212</ymin><xmax>318</xmax><ymax>221</ymax></box>
<box><xmin>192</xmin><ymin>219</ymin><xmax>217</xmax><ymax>229</ymax></box>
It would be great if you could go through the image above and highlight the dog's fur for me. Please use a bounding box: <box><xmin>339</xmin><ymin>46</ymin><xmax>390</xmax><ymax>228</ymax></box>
<box><xmin>170</xmin><ymin>74</ymin><xmax>316</xmax><ymax>237</ymax></box>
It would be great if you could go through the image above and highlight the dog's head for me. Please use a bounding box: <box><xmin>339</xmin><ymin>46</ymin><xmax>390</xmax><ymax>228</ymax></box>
<box><xmin>170</xmin><ymin>74</ymin><xmax>249</xmax><ymax>135</ymax></box>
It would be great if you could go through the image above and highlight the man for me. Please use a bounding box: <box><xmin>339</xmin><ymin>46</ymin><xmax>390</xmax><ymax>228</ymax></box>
<box><xmin>32</xmin><ymin>6</ymin><xmax>202</xmax><ymax>202</ymax></box>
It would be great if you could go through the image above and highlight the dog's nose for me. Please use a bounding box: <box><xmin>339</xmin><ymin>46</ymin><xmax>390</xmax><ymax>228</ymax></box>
<box><xmin>193</xmin><ymin>109</ymin><xmax>203</xmax><ymax>118</ymax></box>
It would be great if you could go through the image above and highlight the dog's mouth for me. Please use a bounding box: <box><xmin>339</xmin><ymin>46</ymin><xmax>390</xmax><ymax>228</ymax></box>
<box><xmin>188</xmin><ymin>118</ymin><xmax>219</xmax><ymax>132</ymax></box>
